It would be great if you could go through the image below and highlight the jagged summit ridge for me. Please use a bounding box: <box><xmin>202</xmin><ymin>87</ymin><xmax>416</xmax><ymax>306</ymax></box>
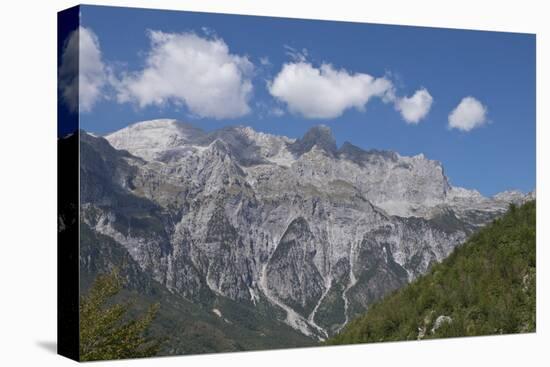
<box><xmin>288</xmin><ymin>125</ymin><xmax>338</xmax><ymax>156</ymax></box>
<box><xmin>103</xmin><ymin>120</ymin><xmax>532</xmax><ymax>218</ymax></box>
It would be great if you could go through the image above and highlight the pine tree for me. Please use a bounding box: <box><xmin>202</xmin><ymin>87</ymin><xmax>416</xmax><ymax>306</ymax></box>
<box><xmin>79</xmin><ymin>270</ymin><xmax>162</xmax><ymax>361</ymax></box>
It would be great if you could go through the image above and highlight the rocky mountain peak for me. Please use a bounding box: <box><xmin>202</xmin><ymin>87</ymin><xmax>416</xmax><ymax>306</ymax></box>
<box><xmin>105</xmin><ymin>119</ymin><xmax>205</xmax><ymax>161</ymax></box>
<box><xmin>492</xmin><ymin>190</ymin><xmax>528</xmax><ymax>203</ymax></box>
<box><xmin>288</xmin><ymin>125</ymin><xmax>337</xmax><ymax>156</ymax></box>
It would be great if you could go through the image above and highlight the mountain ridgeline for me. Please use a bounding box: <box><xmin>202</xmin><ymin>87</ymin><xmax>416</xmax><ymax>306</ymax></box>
<box><xmin>328</xmin><ymin>200</ymin><xmax>536</xmax><ymax>345</ymax></box>
<box><xmin>67</xmin><ymin>119</ymin><xmax>534</xmax><ymax>354</ymax></box>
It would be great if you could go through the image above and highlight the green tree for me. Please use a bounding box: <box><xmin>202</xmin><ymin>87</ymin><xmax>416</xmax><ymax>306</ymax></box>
<box><xmin>79</xmin><ymin>270</ymin><xmax>162</xmax><ymax>361</ymax></box>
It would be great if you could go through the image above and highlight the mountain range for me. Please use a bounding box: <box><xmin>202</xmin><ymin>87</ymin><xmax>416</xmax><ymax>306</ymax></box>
<box><xmin>73</xmin><ymin>119</ymin><xmax>533</xmax><ymax>349</ymax></box>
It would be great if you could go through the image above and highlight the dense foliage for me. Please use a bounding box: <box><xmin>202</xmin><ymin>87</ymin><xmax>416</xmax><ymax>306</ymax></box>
<box><xmin>328</xmin><ymin>201</ymin><xmax>536</xmax><ymax>345</ymax></box>
<box><xmin>79</xmin><ymin>271</ymin><xmax>162</xmax><ymax>361</ymax></box>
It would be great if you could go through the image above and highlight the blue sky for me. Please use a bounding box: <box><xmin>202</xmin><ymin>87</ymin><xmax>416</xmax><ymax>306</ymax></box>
<box><xmin>65</xmin><ymin>5</ymin><xmax>535</xmax><ymax>196</ymax></box>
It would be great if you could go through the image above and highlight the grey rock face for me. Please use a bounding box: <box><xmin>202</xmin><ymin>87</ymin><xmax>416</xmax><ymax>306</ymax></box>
<box><xmin>265</xmin><ymin>217</ymin><xmax>326</xmax><ymax>317</ymax></box>
<box><xmin>80</xmin><ymin>119</ymin><xmax>531</xmax><ymax>339</ymax></box>
<box><xmin>431</xmin><ymin>315</ymin><xmax>453</xmax><ymax>334</ymax></box>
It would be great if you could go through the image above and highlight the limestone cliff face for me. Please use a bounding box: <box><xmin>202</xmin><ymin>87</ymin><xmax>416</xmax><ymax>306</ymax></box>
<box><xmin>79</xmin><ymin>119</ymin><xmax>531</xmax><ymax>339</ymax></box>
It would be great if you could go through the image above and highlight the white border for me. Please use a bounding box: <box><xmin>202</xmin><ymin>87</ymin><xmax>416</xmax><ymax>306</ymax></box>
<box><xmin>0</xmin><ymin>0</ymin><xmax>547</xmax><ymax>366</ymax></box>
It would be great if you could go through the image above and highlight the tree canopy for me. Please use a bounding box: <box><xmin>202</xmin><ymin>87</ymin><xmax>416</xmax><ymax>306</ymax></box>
<box><xmin>79</xmin><ymin>270</ymin><xmax>162</xmax><ymax>361</ymax></box>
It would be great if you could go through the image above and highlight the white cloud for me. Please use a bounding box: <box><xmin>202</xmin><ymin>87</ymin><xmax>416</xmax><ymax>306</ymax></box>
<box><xmin>58</xmin><ymin>26</ymin><xmax>435</xmax><ymax>125</ymax></box>
<box><xmin>394</xmin><ymin>88</ymin><xmax>433</xmax><ymax>124</ymax></box>
<box><xmin>59</xmin><ymin>26</ymin><xmax>107</xmax><ymax>112</ymax></box>
<box><xmin>114</xmin><ymin>31</ymin><xmax>253</xmax><ymax>119</ymax></box>
<box><xmin>268</xmin><ymin>62</ymin><xmax>393</xmax><ymax>119</ymax></box>
<box><xmin>448</xmin><ymin>96</ymin><xmax>488</xmax><ymax>131</ymax></box>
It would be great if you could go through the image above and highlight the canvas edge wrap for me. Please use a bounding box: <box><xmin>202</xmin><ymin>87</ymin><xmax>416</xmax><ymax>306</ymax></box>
<box><xmin>57</xmin><ymin>5</ymin><xmax>81</xmax><ymax>362</ymax></box>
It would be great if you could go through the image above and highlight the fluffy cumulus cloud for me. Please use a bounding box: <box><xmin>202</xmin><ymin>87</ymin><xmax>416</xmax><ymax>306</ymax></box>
<box><xmin>114</xmin><ymin>31</ymin><xmax>254</xmax><ymax>119</ymax></box>
<box><xmin>58</xmin><ymin>25</ymin><xmax>436</xmax><ymax>125</ymax></box>
<box><xmin>394</xmin><ymin>88</ymin><xmax>433</xmax><ymax>124</ymax></box>
<box><xmin>448</xmin><ymin>96</ymin><xmax>488</xmax><ymax>131</ymax></box>
<box><xmin>268</xmin><ymin>62</ymin><xmax>394</xmax><ymax>119</ymax></box>
<box><xmin>59</xmin><ymin>26</ymin><xmax>108</xmax><ymax>112</ymax></box>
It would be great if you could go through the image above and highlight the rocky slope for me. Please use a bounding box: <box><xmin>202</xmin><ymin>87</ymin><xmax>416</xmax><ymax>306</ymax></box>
<box><xmin>79</xmin><ymin>119</ymin><xmax>532</xmax><ymax>340</ymax></box>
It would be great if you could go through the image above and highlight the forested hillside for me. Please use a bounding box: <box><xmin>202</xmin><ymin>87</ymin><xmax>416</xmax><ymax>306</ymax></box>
<box><xmin>328</xmin><ymin>201</ymin><xmax>536</xmax><ymax>345</ymax></box>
